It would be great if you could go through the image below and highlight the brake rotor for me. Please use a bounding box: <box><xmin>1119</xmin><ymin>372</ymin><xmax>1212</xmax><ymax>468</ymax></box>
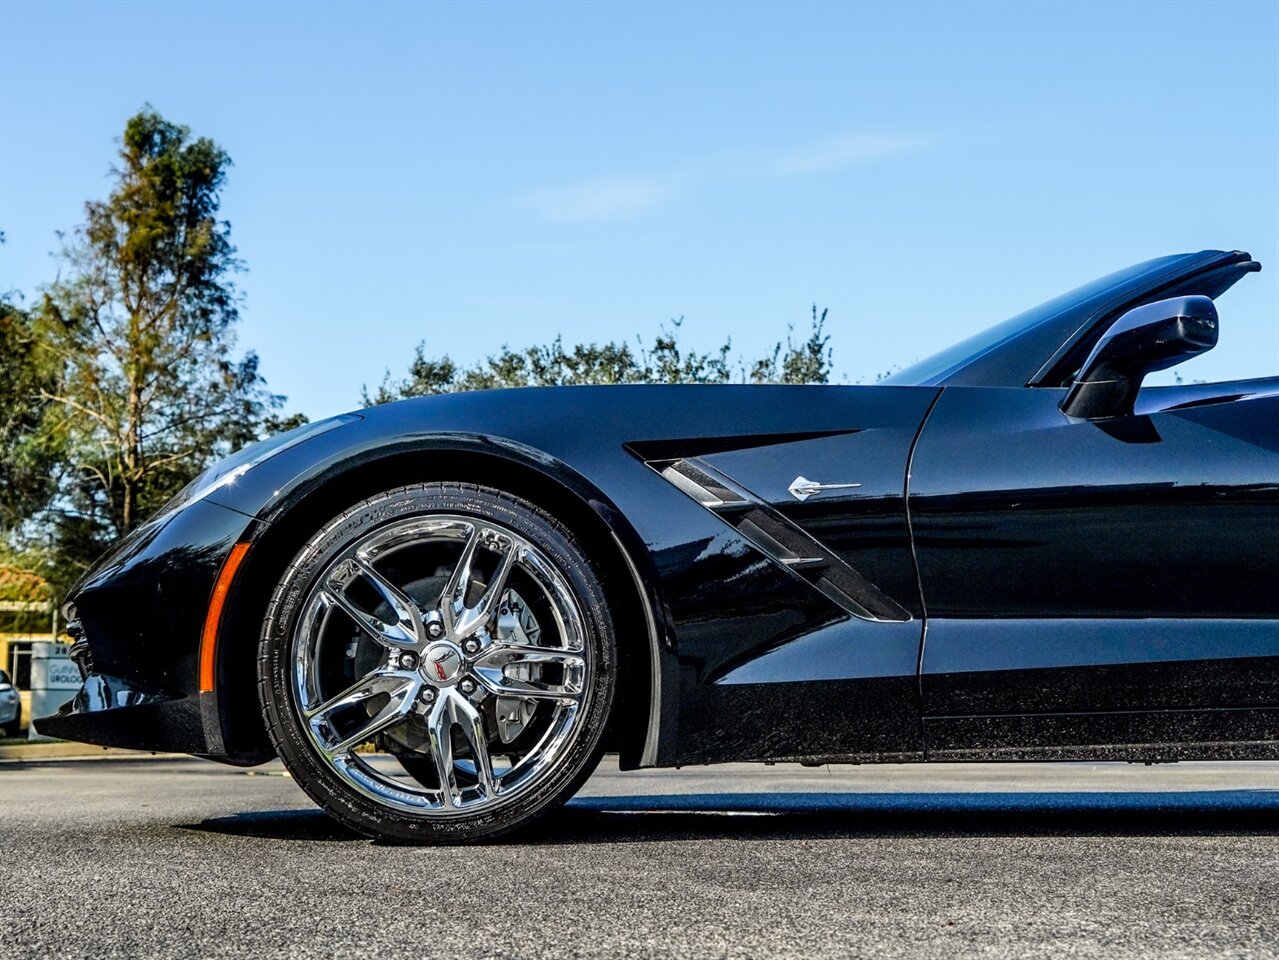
<box><xmin>492</xmin><ymin>589</ymin><xmax>543</xmax><ymax>744</ymax></box>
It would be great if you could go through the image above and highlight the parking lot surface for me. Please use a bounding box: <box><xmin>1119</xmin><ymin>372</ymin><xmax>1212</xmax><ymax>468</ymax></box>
<box><xmin>1</xmin><ymin>756</ymin><xmax>1276</xmax><ymax>959</ymax></box>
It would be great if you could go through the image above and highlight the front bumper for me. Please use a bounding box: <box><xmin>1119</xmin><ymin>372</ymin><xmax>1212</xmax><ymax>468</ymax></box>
<box><xmin>33</xmin><ymin>498</ymin><xmax>257</xmax><ymax>757</ymax></box>
<box><xmin>35</xmin><ymin>672</ymin><xmax>206</xmax><ymax>752</ymax></box>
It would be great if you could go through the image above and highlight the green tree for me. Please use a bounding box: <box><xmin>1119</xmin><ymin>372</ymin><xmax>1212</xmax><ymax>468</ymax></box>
<box><xmin>0</xmin><ymin>293</ymin><xmax>61</xmax><ymax>531</ymax></box>
<box><xmin>28</xmin><ymin>108</ymin><xmax>292</xmax><ymax>593</ymax></box>
<box><xmin>747</xmin><ymin>305</ymin><xmax>833</xmax><ymax>385</ymax></box>
<box><xmin>364</xmin><ymin>308</ymin><xmax>835</xmax><ymax>404</ymax></box>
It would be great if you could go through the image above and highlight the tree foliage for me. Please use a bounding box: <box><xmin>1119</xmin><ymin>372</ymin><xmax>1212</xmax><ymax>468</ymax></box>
<box><xmin>14</xmin><ymin>108</ymin><xmax>293</xmax><ymax>595</ymax></box>
<box><xmin>747</xmin><ymin>305</ymin><xmax>833</xmax><ymax>385</ymax></box>
<box><xmin>364</xmin><ymin>308</ymin><xmax>835</xmax><ymax>404</ymax></box>
<box><xmin>0</xmin><ymin>293</ymin><xmax>61</xmax><ymax>531</ymax></box>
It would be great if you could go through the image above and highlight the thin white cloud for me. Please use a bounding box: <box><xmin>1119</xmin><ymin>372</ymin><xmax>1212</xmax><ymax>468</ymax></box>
<box><xmin>523</xmin><ymin>175</ymin><xmax>679</xmax><ymax>223</ymax></box>
<box><xmin>519</xmin><ymin>132</ymin><xmax>931</xmax><ymax>223</ymax></box>
<box><xmin>770</xmin><ymin>133</ymin><xmax>931</xmax><ymax>176</ymax></box>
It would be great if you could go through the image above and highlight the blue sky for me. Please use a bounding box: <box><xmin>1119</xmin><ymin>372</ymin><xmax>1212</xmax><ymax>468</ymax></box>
<box><xmin>1</xmin><ymin>0</ymin><xmax>1276</xmax><ymax>419</ymax></box>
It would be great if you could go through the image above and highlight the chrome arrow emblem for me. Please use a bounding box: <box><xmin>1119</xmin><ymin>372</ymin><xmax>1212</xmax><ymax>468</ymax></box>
<box><xmin>788</xmin><ymin>476</ymin><xmax>862</xmax><ymax>502</ymax></box>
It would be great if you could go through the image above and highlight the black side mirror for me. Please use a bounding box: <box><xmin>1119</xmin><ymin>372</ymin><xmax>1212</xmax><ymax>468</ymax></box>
<box><xmin>1060</xmin><ymin>295</ymin><xmax>1218</xmax><ymax>419</ymax></box>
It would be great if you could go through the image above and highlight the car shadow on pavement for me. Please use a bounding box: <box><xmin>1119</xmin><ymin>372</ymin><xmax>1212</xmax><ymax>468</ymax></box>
<box><xmin>185</xmin><ymin>808</ymin><xmax>363</xmax><ymax>841</ymax></box>
<box><xmin>185</xmin><ymin>789</ymin><xmax>1279</xmax><ymax>845</ymax></box>
<box><xmin>540</xmin><ymin>790</ymin><xmax>1279</xmax><ymax>843</ymax></box>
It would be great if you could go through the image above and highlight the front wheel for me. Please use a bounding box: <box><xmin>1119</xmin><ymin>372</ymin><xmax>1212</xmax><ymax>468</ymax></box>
<box><xmin>258</xmin><ymin>482</ymin><xmax>617</xmax><ymax>843</ymax></box>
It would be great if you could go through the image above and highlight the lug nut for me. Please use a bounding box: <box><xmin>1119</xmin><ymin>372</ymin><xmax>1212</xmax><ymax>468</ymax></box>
<box><xmin>459</xmin><ymin>679</ymin><xmax>476</xmax><ymax>695</ymax></box>
<box><xmin>418</xmin><ymin>687</ymin><xmax>436</xmax><ymax>704</ymax></box>
<box><xmin>426</xmin><ymin>621</ymin><xmax>445</xmax><ymax>639</ymax></box>
<box><xmin>462</xmin><ymin>638</ymin><xmax>480</xmax><ymax>655</ymax></box>
<box><xmin>399</xmin><ymin>652</ymin><xmax>417</xmax><ymax>670</ymax></box>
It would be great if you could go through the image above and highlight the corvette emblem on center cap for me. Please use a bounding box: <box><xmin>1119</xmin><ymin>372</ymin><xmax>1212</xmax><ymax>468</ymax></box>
<box><xmin>422</xmin><ymin>642</ymin><xmax>462</xmax><ymax>684</ymax></box>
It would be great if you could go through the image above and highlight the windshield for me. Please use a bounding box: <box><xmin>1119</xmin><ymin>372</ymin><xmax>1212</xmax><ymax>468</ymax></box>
<box><xmin>883</xmin><ymin>255</ymin><xmax>1186</xmax><ymax>386</ymax></box>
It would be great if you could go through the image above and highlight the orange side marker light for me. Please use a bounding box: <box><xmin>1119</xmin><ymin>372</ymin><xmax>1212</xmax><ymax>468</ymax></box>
<box><xmin>199</xmin><ymin>541</ymin><xmax>251</xmax><ymax>693</ymax></box>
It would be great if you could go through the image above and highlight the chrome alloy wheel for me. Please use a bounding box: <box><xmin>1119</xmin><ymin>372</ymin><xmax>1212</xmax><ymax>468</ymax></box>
<box><xmin>290</xmin><ymin>514</ymin><xmax>590</xmax><ymax>816</ymax></box>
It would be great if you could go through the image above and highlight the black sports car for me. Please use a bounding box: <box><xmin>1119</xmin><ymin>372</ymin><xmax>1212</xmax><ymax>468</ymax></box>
<box><xmin>40</xmin><ymin>248</ymin><xmax>1278</xmax><ymax>843</ymax></box>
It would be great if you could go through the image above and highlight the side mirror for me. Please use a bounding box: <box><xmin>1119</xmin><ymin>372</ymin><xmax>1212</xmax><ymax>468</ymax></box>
<box><xmin>1060</xmin><ymin>295</ymin><xmax>1218</xmax><ymax>419</ymax></box>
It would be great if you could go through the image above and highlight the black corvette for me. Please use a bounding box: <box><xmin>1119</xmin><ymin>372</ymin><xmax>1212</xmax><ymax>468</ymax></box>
<box><xmin>40</xmin><ymin>248</ymin><xmax>1278</xmax><ymax>842</ymax></box>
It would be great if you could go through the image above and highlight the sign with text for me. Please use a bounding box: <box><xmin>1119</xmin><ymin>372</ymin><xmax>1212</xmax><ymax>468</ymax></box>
<box><xmin>29</xmin><ymin>641</ymin><xmax>80</xmax><ymax>741</ymax></box>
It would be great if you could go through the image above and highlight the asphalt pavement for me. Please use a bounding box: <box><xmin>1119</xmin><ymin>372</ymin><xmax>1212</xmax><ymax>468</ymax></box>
<box><xmin>1</xmin><ymin>756</ymin><xmax>1276</xmax><ymax>959</ymax></box>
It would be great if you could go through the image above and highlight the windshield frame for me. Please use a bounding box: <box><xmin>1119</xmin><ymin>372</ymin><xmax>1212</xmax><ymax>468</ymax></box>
<box><xmin>882</xmin><ymin>250</ymin><xmax>1255</xmax><ymax>389</ymax></box>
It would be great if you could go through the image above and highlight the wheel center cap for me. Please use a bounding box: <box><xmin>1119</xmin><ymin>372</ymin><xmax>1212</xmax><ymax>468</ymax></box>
<box><xmin>421</xmin><ymin>641</ymin><xmax>464</xmax><ymax>686</ymax></box>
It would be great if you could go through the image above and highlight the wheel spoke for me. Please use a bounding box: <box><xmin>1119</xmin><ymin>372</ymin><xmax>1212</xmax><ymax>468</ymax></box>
<box><xmin>305</xmin><ymin>669</ymin><xmax>419</xmax><ymax>755</ymax></box>
<box><xmin>475</xmin><ymin>644</ymin><xmax>586</xmax><ymax>702</ymax></box>
<box><xmin>425</xmin><ymin>690</ymin><xmax>496</xmax><ymax>807</ymax></box>
<box><xmin>324</xmin><ymin>558</ymin><xmax>422</xmax><ymax>649</ymax></box>
<box><xmin>439</xmin><ymin>525</ymin><xmax>480</xmax><ymax>637</ymax></box>
<box><xmin>441</xmin><ymin>527</ymin><xmax>519</xmax><ymax>639</ymax></box>
<box><xmin>426</xmin><ymin>694</ymin><xmax>460</xmax><ymax>807</ymax></box>
<box><xmin>463</xmin><ymin>539</ymin><xmax>518</xmax><ymax>636</ymax></box>
<box><xmin>452</xmin><ymin>693</ymin><xmax>496</xmax><ymax>797</ymax></box>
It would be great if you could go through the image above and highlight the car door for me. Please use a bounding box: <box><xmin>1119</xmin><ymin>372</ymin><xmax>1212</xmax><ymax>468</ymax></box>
<box><xmin>907</xmin><ymin>377</ymin><xmax>1279</xmax><ymax>756</ymax></box>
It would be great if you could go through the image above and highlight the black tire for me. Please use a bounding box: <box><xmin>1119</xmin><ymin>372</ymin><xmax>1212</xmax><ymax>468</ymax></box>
<box><xmin>258</xmin><ymin>482</ymin><xmax>617</xmax><ymax>844</ymax></box>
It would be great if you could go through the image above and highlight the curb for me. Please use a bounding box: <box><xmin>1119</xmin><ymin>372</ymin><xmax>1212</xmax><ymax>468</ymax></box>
<box><xmin>0</xmin><ymin>742</ymin><xmax>179</xmax><ymax>761</ymax></box>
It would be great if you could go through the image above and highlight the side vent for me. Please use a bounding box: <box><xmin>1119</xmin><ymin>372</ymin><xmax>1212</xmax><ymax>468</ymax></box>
<box><xmin>654</xmin><ymin>458</ymin><xmax>911</xmax><ymax>623</ymax></box>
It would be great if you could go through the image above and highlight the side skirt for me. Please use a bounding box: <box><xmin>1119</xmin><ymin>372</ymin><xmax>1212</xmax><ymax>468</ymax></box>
<box><xmin>923</xmin><ymin>706</ymin><xmax>1279</xmax><ymax>762</ymax></box>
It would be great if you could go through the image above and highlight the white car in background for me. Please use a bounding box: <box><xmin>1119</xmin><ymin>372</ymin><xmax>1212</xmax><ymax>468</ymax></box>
<box><xmin>0</xmin><ymin>669</ymin><xmax>19</xmax><ymax>735</ymax></box>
